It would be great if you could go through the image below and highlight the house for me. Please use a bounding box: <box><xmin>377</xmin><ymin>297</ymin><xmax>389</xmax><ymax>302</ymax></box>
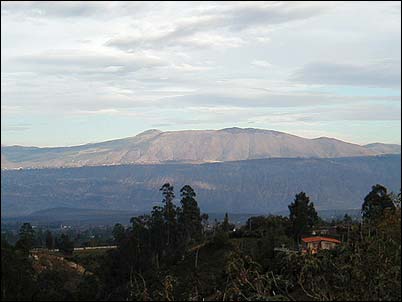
<box><xmin>301</xmin><ymin>236</ymin><xmax>341</xmax><ymax>254</ymax></box>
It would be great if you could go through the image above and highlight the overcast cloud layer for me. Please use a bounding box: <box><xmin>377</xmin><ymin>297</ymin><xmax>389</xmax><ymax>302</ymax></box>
<box><xmin>1</xmin><ymin>1</ymin><xmax>401</xmax><ymax>146</ymax></box>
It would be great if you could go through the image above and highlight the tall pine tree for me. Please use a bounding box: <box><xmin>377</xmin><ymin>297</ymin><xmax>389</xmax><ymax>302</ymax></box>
<box><xmin>288</xmin><ymin>192</ymin><xmax>318</xmax><ymax>244</ymax></box>
<box><xmin>160</xmin><ymin>183</ymin><xmax>177</xmax><ymax>247</ymax></box>
<box><xmin>178</xmin><ymin>185</ymin><xmax>202</xmax><ymax>247</ymax></box>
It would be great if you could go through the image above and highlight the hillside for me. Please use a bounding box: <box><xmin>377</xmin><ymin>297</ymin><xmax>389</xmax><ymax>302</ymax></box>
<box><xmin>0</xmin><ymin>208</ymin><xmax>141</xmax><ymax>226</ymax></box>
<box><xmin>2</xmin><ymin>128</ymin><xmax>400</xmax><ymax>169</ymax></box>
<box><xmin>363</xmin><ymin>143</ymin><xmax>401</xmax><ymax>154</ymax></box>
<box><xmin>1</xmin><ymin>155</ymin><xmax>400</xmax><ymax>217</ymax></box>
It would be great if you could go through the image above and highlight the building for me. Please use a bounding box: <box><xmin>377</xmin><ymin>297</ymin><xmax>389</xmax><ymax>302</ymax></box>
<box><xmin>301</xmin><ymin>236</ymin><xmax>341</xmax><ymax>254</ymax></box>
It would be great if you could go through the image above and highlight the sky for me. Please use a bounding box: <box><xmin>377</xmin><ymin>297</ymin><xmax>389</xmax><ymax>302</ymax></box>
<box><xmin>1</xmin><ymin>1</ymin><xmax>401</xmax><ymax>147</ymax></box>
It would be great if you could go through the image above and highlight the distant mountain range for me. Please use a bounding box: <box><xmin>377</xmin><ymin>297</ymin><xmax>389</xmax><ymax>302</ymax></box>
<box><xmin>1</xmin><ymin>128</ymin><xmax>400</xmax><ymax>169</ymax></box>
<box><xmin>2</xmin><ymin>155</ymin><xmax>400</xmax><ymax>217</ymax></box>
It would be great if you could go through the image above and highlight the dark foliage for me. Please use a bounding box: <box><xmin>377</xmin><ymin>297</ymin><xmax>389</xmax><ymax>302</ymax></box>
<box><xmin>1</xmin><ymin>185</ymin><xmax>400</xmax><ymax>301</ymax></box>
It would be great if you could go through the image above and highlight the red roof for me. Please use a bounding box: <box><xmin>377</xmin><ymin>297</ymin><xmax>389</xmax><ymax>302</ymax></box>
<box><xmin>302</xmin><ymin>236</ymin><xmax>341</xmax><ymax>244</ymax></box>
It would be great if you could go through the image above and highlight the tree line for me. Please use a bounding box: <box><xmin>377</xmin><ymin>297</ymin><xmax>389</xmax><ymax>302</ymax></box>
<box><xmin>1</xmin><ymin>183</ymin><xmax>400</xmax><ymax>301</ymax></box>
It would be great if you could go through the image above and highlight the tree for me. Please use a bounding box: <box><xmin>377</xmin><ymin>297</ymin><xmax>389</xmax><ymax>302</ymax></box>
<box><xmin>129</xmin><ymin>215</ymin><xmax>152</xmax><ymax>270</ymax></box>
<box><xmin>57</xmin><ymin>234</ymin><xmax>74</xmax><ymax>255</ymax></box>
<box><xmin>178</xmin><ymin>185</ymin><xmax>203</xmax><ymax>245</ymax></box>
<box><xmin>45</xmin><ymin>230</ymin><xmax>54</xmax><ymax>250</ymax></box>
<box><xmin>219</xmin><ymin>251</ymin><xmax>285</xmax><ymax>301</ymax></box>
<box><xmin>150</xmin><ymin>206</ymin><xmax>165</xmax><ymax>268</ymax></box>
<box><xmin>160</xmin><ymin>183</ymin><xmax>177</xmax><ymax>247</ymax></box>
<box><xmin>34</xmin><ymin>228</ymin><xmax>44</xmax><ymax>248</ymax></box>
<box><xmin>362</xmin><ymin>184</ymin><xmax>395</xmax><ymax>224</ymax></box>
<box><xmin>343</xmin><ymin>214</ymin><xmax>353</xmax><ymax>224</ymax></box>
<box><xmin>281</xmin><ymin>220</ymin><xmax>401</xmax><ymax>301</ymax></box>
<box><xmin>112</xmin><ymin>223</ymin><xmax>126</xmax><ymax>245</ymax></box>
<box><xmin>201</xmin><ymin>213</ymin><xmax>209</xmax><ymax>229</ymax></box>
<box><xmin>288</xmin><ymin>192</ymin><xmax>318</xmax><ymax>244</ymax></box>
<box><xmin>221</xmin><ymin>213</ymin><xmax>234</xmax><ymax>232</ymax></box>
<box><xmin>394</xmin><ymin>191</ymin><xmax>401</xmax><ymax>208</ymax></box>
<box><xmin>76</xmin><ymin>274</ymin><xmax>100</xmax><ymax>301</ymax></box>
<box><xmin>1</xmin><ymin>240</ymin><xmax>37</xmax><ymax>300</ymax></box>
<box><xmin>15</xmin><ymin>223</ymin><xmax>35</xmax><ymax>252</ymax></box>
<box><xmin>35</xmin><ymin>269</ymin><xmax>74</xmax><ymax>301</ymax></box>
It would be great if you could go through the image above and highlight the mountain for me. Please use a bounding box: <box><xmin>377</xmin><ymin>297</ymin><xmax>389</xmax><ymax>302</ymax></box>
<box><xmin>1</xmin><ymin>155</ymin><xmax>400</xmax><ymax>217</ymax></box>
<box><xmin>363</xmin><ymin>143</ymin><xmax>401</xmax><ymax>155</ymax></box>
<box><xmin>1</xmin><ymin>128</ymin><xmax>400</xmax><ymax>169</ymax></box>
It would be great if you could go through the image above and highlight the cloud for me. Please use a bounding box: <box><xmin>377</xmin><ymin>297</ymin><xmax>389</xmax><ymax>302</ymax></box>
<box><xmin>217</xmin><ymin>1</ymin><xmax>331</xmax><ymax>30</ymax></box>
<box><xmin>158</xmin><ymin>91</ymin><xmax>400</xmax><ymax>109</ymax></box>
<box><xmin>106</xmin><ymin>28</ymin><xmax>245</xmax><ymax>51</ymax></box>
<box><xmin>6</xmin><ymin>50</ymin><xmax>166</xmax><ymax>76</ymax></box>
<box><xmin>106</xmin><ymin>2</ymin><xmax>331</xmax><ymax>51</ymax></box>
<box><xmin>170</xmin><ymin>63</ymin><xmax>213</xmax><ymax>72</ymax></box>
<box><xmin>292</xmin><ymin>59</ymin><xmax>401</xmax><ymax>88</ymax></box>
<box><xmin>295</xmin><ymin>104</ymin><xmax>401</xmax><ymax>122</ymax></box>
<box><xmin>147</xmin><ymin>100</ymin><xmax>401</xmax><ymax>131</ymax></box>
<box><xmin>251</xmin><ymin>60</ymin><xmax>272</xmax><ymax>68</ymax></box>
<box><xmin>1</xmin><ymin>1</ymin><xmax>150</xmax><ymax>19</ymax></box>
<box><xmin>1</xmin><ymin>123</ymin><xmax>31</xmax><ymax>132</ymax></box>
<box><xmin>1</xmin><ymin>1</ymin><xmax>400</xmax><ymax>146</ymax></box>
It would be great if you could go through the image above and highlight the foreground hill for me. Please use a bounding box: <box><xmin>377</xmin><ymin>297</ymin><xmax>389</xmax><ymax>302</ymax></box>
<box><xmin>1</xmin><ymin>155</ymin><xmax>400</xmax><ymax>217</ymax></box>
<box><xmin>2</xmin><ymin>128</ymin><xmax>400</xmax><ymax>169</ymax></box>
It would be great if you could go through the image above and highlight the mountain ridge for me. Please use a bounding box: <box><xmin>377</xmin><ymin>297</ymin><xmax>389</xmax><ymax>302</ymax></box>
<box><xmin>2</xmin><ymin>128</ymin><xmax>400</xmax><ymax>169</ymax></box>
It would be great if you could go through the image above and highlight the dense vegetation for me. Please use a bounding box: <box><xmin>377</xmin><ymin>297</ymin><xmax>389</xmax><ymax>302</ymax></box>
<box><xmin>2</xmin><ymin>184</ymin><xmax>401</xmax><ymax>301</ymax></box>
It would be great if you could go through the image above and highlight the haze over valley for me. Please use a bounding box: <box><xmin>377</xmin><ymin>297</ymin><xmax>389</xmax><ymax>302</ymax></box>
<box><xmin>2</xmin><ymin>153</ymin><xmax>400</xmax><ymax>218</ymax></box>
